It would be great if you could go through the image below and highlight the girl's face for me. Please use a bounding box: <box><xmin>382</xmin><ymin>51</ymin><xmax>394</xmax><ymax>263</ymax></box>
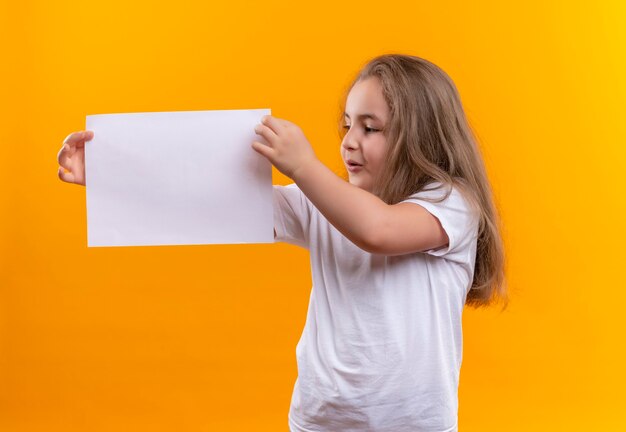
<box><xmin>341</xmin><ymin>76</ymin><xmax>390</xmax><ymax>193</ymax></box>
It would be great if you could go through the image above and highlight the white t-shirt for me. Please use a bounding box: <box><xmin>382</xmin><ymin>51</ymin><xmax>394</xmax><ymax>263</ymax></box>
<box><xmin>273</xmin><ymin>181</ymin><xmax>479</xmax><ymax>432</ymax></box>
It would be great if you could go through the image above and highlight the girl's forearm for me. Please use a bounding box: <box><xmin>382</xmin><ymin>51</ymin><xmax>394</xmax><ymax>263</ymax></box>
<box><xmin>291</xmin><ymin>159</ymin><xmax>387</xmax><ymax>252</ymax></box>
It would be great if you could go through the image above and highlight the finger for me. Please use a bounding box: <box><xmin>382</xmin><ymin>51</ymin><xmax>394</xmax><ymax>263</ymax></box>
<box><xmin>254</xmin><ymin>123</ymin><xmax>278</xmax><ymax>143</ymax></box>
<box><xmin>57</xmin><ymin>143</ymin><xmax>73</xmax><ymax>167</ymax></box>
<box><xmin>275</xmin><ymin>117</ymin><xmax>292</xmax><ymax>128</ymax></box>
<box><xmin>58</xmin><ymin>166</ymin><xmax>75</xmax><ymax>184</ymax></box>
<box><xmin>251</xmin><ymin>141</ymin><xmax>274</xmax><ymax>160</ymax></box>
<box><xmin>63</xmin><ymin>130</ymin><xmax>94</xmax><ymax>147</ymax></box>
<box><xmin>260</xmin><ymin>115</ymin><xmax>283</xmax><ymax>135</ymax></box>
<box><xmin>63</xmin><ymin>131</ymin><xmax>84</xmax><ymax>146</ymax></box>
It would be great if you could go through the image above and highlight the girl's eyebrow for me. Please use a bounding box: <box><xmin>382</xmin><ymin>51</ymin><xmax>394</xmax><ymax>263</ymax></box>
<box><xmin>343</xmin><ymin>112</ymin><xmax>382</xmax><ymax>122</ymax></box>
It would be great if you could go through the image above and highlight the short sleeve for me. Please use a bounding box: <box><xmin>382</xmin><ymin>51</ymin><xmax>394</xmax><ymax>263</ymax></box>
<box><xmin>401</xmin><ymin>183</ymin><xmax>479</xmax><ymax>263</ymax></box>
<box><xmin>273</xmin><ymin>183</ymin><xmax>310</xmax><ymax>249</ymax></box>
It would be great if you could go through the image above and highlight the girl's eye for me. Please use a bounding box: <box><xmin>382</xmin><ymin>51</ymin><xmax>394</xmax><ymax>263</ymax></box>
<box><xmin>342</xmin><ymin>125</ymin><xmax>379</xmax><ymax>133</ymax></box>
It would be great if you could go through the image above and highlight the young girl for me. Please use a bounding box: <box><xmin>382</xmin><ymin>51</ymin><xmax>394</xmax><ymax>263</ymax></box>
<box><xmin>57</xmin><ymin>54</ymin><xmax>507</xmax><ymax>432</ymax></box>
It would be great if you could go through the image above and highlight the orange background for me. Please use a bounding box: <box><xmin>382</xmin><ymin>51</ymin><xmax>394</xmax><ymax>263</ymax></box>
<box><xmin>1</xmin><ymin>0</ymin><xmax>625</xmax><ymax>430</ymax></box>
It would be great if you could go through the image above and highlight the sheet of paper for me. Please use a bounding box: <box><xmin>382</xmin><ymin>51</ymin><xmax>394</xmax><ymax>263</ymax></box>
<box><xmin>84</xmin><ymin>109</ymin><xmax>273</xmax><ymax>247</ymax></box>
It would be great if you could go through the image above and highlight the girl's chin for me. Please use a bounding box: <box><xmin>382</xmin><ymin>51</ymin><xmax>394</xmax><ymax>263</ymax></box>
<box><xmin>348</xmin><ymin>178</ymin><xmax>372</xmax><ymax>192</ymax></box>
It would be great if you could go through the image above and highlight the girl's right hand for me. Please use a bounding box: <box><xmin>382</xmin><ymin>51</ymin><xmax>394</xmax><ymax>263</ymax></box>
<box><xmin>57</xmin><ymin>130</ymin><xmax>94</xmax><ymax>186</ymax></box>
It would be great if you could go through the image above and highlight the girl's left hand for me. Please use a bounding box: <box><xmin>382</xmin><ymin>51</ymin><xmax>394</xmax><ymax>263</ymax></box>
<box><xmin>252</xmin><ymin>115</ymin><xmax>318</xmax><ymax>179</ymax></box>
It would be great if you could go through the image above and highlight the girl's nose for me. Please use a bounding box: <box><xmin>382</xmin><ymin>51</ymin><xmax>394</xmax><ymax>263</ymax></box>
<box><xmin>342</xmin><ymin>136</ymin><xmax>358</xmax><ymax>150</ymax></box>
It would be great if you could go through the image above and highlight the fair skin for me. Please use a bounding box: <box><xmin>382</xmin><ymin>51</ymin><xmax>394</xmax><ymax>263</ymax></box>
<box><xmin>340</xmin><ymin>76</ymin><xmax>389</xmax><ymax>193</ymax></box>
<box><xmin>57</xmin><ymin>76</ymin><xmax>448</xmax><ymax>255</ymax></box>
<box><xmin>57</xmin><ymin>130</ymin><xmax>93</xmax><ymax>185</ymax></box>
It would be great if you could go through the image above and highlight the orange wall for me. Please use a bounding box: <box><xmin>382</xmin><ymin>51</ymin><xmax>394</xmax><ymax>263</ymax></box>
<box><xmin>1</xmin><ymin>0</ymin><xmax>625</xmax><ymax>430</ymax></box>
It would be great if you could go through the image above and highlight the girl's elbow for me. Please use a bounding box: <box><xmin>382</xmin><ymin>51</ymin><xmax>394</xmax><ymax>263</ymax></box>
<box><xmin>362</xmin><ymin>223</ymin><xmax>410</xmax><ymax>256</ymax></box>
<box><xmin>357</xmin><ymin>215</ymin><xmax>390</xmax><ymax>254</ymax></box>
<box><xmin>359</xmin><ymin>230</ymin><xmax>385</xmax><ymax>254</ymax></box>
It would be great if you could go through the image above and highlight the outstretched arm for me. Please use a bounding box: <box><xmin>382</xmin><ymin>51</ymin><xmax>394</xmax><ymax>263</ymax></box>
<box><xmin>252</xmin><ymin>115</ymin><xmax>448</xmax><ymax>255</ymax></box>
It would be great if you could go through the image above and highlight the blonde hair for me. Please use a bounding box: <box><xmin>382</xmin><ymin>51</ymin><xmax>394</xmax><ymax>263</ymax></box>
<box><xmin>337</xmin><ymin>54</ymin><xmax>508</xmax><ymax>310</ymax></box>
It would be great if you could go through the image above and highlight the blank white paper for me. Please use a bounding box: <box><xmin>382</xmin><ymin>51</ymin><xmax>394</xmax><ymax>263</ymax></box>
<box><xmin>84</xmin><ymin>109</ymin><xmax>273</xmax><ymax>247</ymax></box>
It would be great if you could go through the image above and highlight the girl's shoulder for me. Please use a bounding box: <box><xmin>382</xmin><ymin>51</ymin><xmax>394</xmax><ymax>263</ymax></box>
<box><xmin>403</xmin><ymin>179</ymin><xmax>480</xmax><ymax>225</ymax></box>
<box><xmin>405</xmin><ymin>180</ymin><xmax>457</xmax><ymax>201</ymax></box>
<box><xmin>400</xmin><ymin>180</ymin><xmax>480</xmax><ymax>263</ymax></box>
<box><xmin>407</xmin><ymin>179</ymin><xmax>477</xmax><ymax>209</ymax></box>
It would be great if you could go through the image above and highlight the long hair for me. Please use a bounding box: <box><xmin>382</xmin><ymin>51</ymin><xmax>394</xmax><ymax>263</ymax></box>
<box><xmin>337</xmin><ymin>54</ymin><xmax>508</xmax><ymax>309</ymax></box>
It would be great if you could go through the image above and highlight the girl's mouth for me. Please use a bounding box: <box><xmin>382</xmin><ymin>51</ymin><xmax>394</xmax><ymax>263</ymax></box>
<box><xmin>347</xmin><ymin>162</ymin><xmax>363</xmax><ymax>173</ymax></box>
